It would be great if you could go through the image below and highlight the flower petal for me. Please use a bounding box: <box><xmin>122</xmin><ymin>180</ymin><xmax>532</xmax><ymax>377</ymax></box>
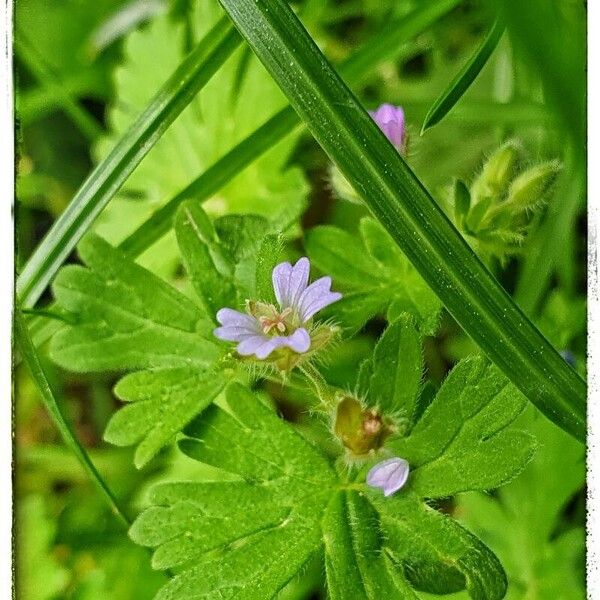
<box><xmin>287</xmin><ymin>257</ymin><xmax>310</xmax><ymax>309</ymax></box>
<box><xmin>213</xmin><ymin>325</ymin><xmax>259</xmax><ymax>342</ymax></box>
<box><xmin>272</xmin><ymin>258</ymin><xmax>310</xmax><ymax>310</ymax></box>
<box><xmin>237</xmin><ymin>335</ymin><xmax>270</xmax><ymax>356</ymax></box>
<box><xmin>272</xmin><ymin>261</ymin><xmax>293</xmax><ymax>307</ymax></box>
<box><xmin>216</xmin><ymin>308</ymin><xmax>257</xmax><ymax>329</ymax></box>
<box><xmin>366</xmin><ymin>457</ymin><xmax>410</xmax><ymax>497</ymax></box>
<box><xmin>297</xmin><ymin>276</ymin><xmax>342</xmax><ymax>321</ymax></box>
<box><xmin>369</xmin><ymin>103</ymin><xmax>405</xmax><ymax>149</ymax></box>
<box><xmin>286</xmin><ymin>328</ymin><xmax>311</xmax><ymax>353</ymax></box>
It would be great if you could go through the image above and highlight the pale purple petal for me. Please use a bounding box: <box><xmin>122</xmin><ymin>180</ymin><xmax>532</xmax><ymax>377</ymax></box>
<box><xmin>287</xmin><ymin>257</ymin><xmax>310</xmax><ymax>309</ymax></box>
<box><xmin>213</xmin><ymin>325</ymin><xmax>259</xmax><ymax>342</ymax></box>
<box><xmin>297</xmin><ymin>276</ymin><xmax>342</xmax><ymax>321</ymax></box>
<box><xmin>367</xmin><ymin>457</ymin><xmax>410</xmax><ymax>497</ymax></box>
<box><xmin>369</xmin><ymin>103</ymin><xmax>405</xmax><ymax>149</ymax></box>
<box><xmin>285</xmin><ymin>328</ymin><xmax>311</xmax><ymax>353</ymax></box>
<box><xmin>272</xmin><ymin>261</ymin><xmax>293</xmax><ymax>307</ymax></box>
<box><xmin>237</xmin><ymin>335</ymin><xmax>270</xmax><ymax>356</ymax></box>
<box><xmin>272</xmin><ymin>258</ymin><xmax>310</xmax><ymax>310</ymax></box>
<box><xmin>216</xmin><ymin>308</ymin><xmax>257</xmax><ymax>329</ymax></box>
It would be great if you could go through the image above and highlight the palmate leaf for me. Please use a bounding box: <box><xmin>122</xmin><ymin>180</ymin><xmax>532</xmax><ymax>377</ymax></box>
<box><xmin>94</xmin><ymin>0</ymin><xmax>307</xmax><ymax>273</ymax></box>
<box><xmin>50</xmin><ymin>232</ymin><xmax>228</xmax><ymax>468</ymax></box>
<box><xmin>131</xmin><ymin>367</ymin><xmax>534</xmax><ymax>599</ymax></box>
<box><xmin>49</xmin><ymin>202</ymin><xmax>288</xmax><ymax>468</ymax></box>
<box><xmin>456</xmin><ymin>406</ymin><xmax>585</xmax><ymax>599</ymax></box>
<box><xmin>306</xmin><ymin>217</ymin><xmax>442</xmax><ymax>334</ymax></box>
<box><xmin>50</xmin><ymin>234</ymin><xmax>221</xmax><ymax>373</ymax></box>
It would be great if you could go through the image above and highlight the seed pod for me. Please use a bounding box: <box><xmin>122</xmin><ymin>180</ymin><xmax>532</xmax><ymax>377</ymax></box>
<box><xmin>333</xmin><ymin>396</ymin><xmax>392</xmax><ymax>457</ymax></box>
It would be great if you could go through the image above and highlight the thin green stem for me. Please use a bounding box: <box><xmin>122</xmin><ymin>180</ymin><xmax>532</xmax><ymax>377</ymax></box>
<box><xmin>15</xmin><ymin>309</ymin><xmax>131</xmax><ymax>528</ymax></box>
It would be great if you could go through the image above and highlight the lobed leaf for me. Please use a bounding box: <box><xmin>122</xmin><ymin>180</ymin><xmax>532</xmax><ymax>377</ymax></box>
<box><xmin>306</xmin><ymin>218</ymin><xmax>442</xmax><ymax>334</ymax></box>
<box><xmin>50</xmin><ymin>234</ymin><xmax>221</xmax><ymax>373</ymax></box>
<box><xmin>106</xmin><ymin>367</ymin><xmax>228</xmax><ymax>469</ymax></box>
<box><xmin>389</xmin><ymin>356</ymin><xmax>535</xmax><ymax>495</ymax></box>
<box><xmin>132</xmin><ymin>383</ymin><xmax>520</xmax><ymax>599</ymax></box>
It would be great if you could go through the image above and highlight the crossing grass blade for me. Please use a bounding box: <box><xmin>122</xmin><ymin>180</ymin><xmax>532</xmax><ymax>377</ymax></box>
<box><xmin>217</xmin><ymin>0</ymin><xmax>586</xmax><ymax>441</ymax></box>
<box><xmin>119</xmin><ymin>0</ymin><xmax>462</xmax><ymax>257</ymax></box>
<box><xmin>421</xmin><ymin>19</ymin><xmax>505</xmax><ymax>133</ymax></box>
<box><xmin>15</xmin><ymin>309</ymin><xmax>131</xmax><ymax>527</ymax></box>
<box><xmin>16</xmin><ymin>16</ymin><xmax>241</xmax><ymax>309</ymax></box>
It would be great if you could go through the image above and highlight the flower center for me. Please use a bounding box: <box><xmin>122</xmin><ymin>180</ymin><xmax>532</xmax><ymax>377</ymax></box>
<box><xmin>259</xmin><ymin>307</ymin><xmax>293</xmax><ymax>335</ymax></box>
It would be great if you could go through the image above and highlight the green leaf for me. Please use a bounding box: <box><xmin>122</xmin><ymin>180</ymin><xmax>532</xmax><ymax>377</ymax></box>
<box><xmin>105</xmin><ymin>366</ymin><xmax>228</xmax><ymax>469</ymax></box>
<box><xmin>17</xmin><ymin>15</ymin><xmax>241</xmax><ymax>308</ymax></box>
<box><xmin>217</xmin><ymin>0</ymin><xmax>585</xmax><ymax>441</ymax></box>
<box><xmin>457</xmin><ymin>406</ymin><xmax>585</xmax><ymax>598</ymax></box>
<box><xmin>119</xmin><ymin>0</ymin><xmax>462</xmax><ymax>259</ymax></box>
<box><xmin>364</xmin><ymin>315</ymin><xmax>423</xmax><ymax>422</ymax></box>
<box><xmin>174</xmin><ymin>201</ymin><xmax>236</xmax><ymax>319</ymax></box>
<box><xmin>94</xmin><ymin>4</ymin><xmax>307</xmax><ymax>273</ymax></box>
<box><xmin>49</xmin><ymin>233</ymin><xmax>230</xmax><ymax>467</ymax></box>
<box><xmin>131</xmin><ymin>383</ymin><xmax>518</xmax><ymax>599</ymax></box>
<box><xmin>323</xmin><ymin>492</ymin><xmax>418</xmax><ymax>599</ymax></box>
<box><xmin>421</xmin><ymin>19</ymin><xmax>505</xmax><ymax>132</ymax></box>
<box><xmin>50</xmin><ymin>234</ymin><xmax>221</xmax><ymax>373</ymax></box>
<box><xmin>377</xmin><ymin>496</ymin><xmax>506</xmax><ymax>600</ymax></box>
<box><xmin>306</xmin><ymin>218</ymin><xmax>442</xmax><ymax>334</ymax></box>
<box><xmin>389</xmin><ymin>357</ymin><xmax>534</xmax><ymax>496</ymax></box>
<box><xmin>131</xmin><ymin>384</ymin><xmax>335</xmax><ymax>598</ymax></box>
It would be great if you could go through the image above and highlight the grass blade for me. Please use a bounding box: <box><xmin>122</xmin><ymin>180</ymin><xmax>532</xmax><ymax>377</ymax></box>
<box><xmin>218</xmin><ymin>0</ymin><xmax>586</xmax><ymax>440</ymax></box>
<box><xmin>421</xmin><ymin>19</ymin><xmax>505</xmax><ymax>132</ymax></box>
<box><xmin>119</xmin><ymin>0</ymin><xmax>461</xmax><ymax>257</ymax></box>
<box><xmin>16</xmin><ymin>16</ymin><xmax>241</xmax><ymax>309</ymax></box>
<box><xmin>15</xmin><ymin>31</ymin><xmax>104</xmax><ymax>141</ymax></box>
<box><xmin>15</xmin><ymin>309</ymin><xmax>131</xmax><ymax>527</ymax></box>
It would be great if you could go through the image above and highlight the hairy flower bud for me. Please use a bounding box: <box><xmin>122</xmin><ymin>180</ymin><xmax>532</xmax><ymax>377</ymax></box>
<box><xmin>471</xmin><ymin>142</ymin><xmax>519</xmax><ymax>204</ymax></box>
<box><xmin>504</xmin><ymin>161</ymin><xmax>560</xmax><ymax>212</ymax></box>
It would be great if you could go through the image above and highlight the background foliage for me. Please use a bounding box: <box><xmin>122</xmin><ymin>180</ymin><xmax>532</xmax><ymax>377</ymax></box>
<box><xmin>15</xmin><ymin>0</ymin><xmax>586</xmax><ymax>598</ymax></box>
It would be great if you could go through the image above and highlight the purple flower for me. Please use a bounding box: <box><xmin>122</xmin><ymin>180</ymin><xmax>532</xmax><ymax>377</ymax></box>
<box><xmin>366</xmin><ymin>457</ymin><xmax>410</xmax><ymax>497</ymax></box>
<box><xmin>214</xmin><ymin>257</ymin><xmax>341</xmax><ymax>360</ymax></box>
<box><xmin>369</xmin><ymin>103</ymin><xmax>406</xmax><ymax>151</ymax></box>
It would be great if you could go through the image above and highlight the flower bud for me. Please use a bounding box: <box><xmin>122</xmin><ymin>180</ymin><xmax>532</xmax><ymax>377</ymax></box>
<box><xmin>471</xmin><ymin>142</ymin><xmax>519</xmax><ymax>204</ymax></box>
<box><xmin>504</xmin><ymin>161</ymin><xmax>560</xmax><ymax>212</ymax></box>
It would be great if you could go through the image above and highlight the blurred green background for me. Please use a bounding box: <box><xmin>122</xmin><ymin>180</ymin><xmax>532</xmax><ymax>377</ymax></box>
<box><xmin>14</xmin><ymin>0</ymin><xmax>586</xmax><ymax>598</ymax></box>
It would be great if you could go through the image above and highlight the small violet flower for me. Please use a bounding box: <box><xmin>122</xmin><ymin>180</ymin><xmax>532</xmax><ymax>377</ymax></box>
<box><xmin>214</xmin><ymin>257</ymin><xmax>341</xmax><ymax>360</ymax></box>
<box><xmin>369</xmin><ymin>103</ymin><xmax>406</xmax><ymax>152</ymax></box>
<box><xmin>367</xmin><ymin>457</ymin><xmax>410</xmax><ymax>497</ymax></box>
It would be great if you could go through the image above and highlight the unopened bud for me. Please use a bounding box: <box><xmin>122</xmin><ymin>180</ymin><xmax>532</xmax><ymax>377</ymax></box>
<box><xmin>505</xmin><ymin>161</ymin><xmax>560</xmax><ymax>212</ymax></box>
<box><xmin>471</xmin><ymin>142</ymin><xmax>520</xmax><ymax>203</ymax></box>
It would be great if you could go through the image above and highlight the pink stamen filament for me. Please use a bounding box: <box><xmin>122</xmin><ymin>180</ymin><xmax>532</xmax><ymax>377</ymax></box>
<box><xmin>259</xmin><ymin>307</ymin><xmax>293</xmax><ymax>335</ymax></box>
